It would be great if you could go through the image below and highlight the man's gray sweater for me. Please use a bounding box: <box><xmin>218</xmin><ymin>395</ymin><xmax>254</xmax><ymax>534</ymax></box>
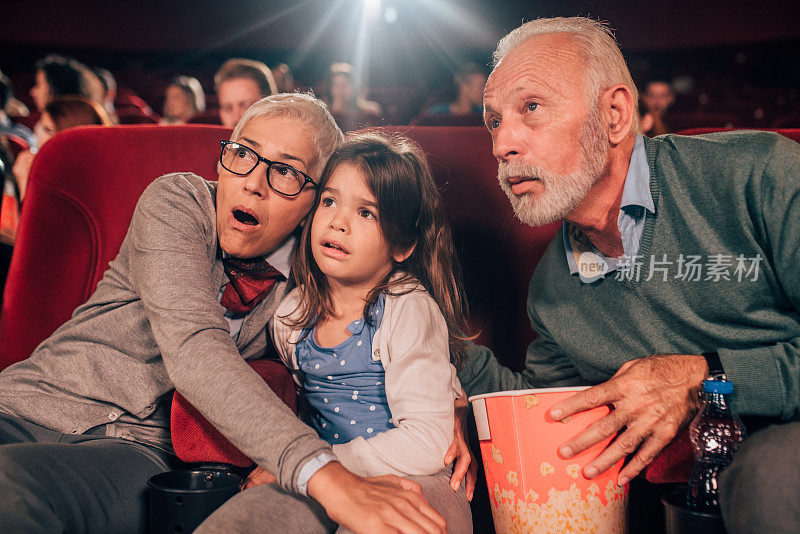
<box><xmin>459</xmin><ymin>131</ymin><xmax>800</xmax><ymax>421</ymax></box>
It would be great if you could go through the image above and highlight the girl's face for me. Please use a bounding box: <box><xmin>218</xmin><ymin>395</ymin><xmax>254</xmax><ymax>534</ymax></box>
<box><xmin>310</xmin><ymin>164</ymin><xmax>410</xmax><ymax>291</ymax></box>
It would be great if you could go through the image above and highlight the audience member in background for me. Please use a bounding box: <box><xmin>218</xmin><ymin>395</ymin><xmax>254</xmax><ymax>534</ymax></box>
<box><xmin>426</xmin><ymin>63</ymin><xmax>486</xmax><ymax>116</ymax></box>
<box><xmin>641</xmin><ymin>79</ymin><xmax>674</xmax><ymax>135</ymax></box>
<box><xmin>0</xmin><ymin>70</ymin><xmax>36</xmax><ymax>149</ymax></box>
<box><xmin>93</xmin><ymin>67</ymin><xmax>118</xmax><ymax>123</ymax></box>
<box><xmin>9</xmin><ymin>97</ymin><xmax>111</xmax><ymax>232</ymax></box>
<box><xmin>271</xmin><ymin>62</ymin><xmax>295</xmax><ymax>93</ymax></box>
<box><xmin>326</xmin><ymin>62</ymin><xmax>382</xmax><ymax>132</ymax></box>
<box><xmin>214</xmin><ymin>58</ymin><xmax>276</xmax><ymax>129</ymax></box>
<box><xmin>0</xmin><ymin>141</ymin><xmax>12</xmax><ymax>289</ymax></box>
<box><xmin>161</xmin><ymin>75</ymin><xmax>205</xmax><ymax>125</ymax></box>
<box><xmin>0</xmin><ymin>140</ymin><xmax>15</xmax><ymax>246</ymax></box>
<box><xmin>0</xmin><ymin>71</ymin><xmax>34</xmax><ymax>245</ymax></box>
<box><xmin>638</xmin><ymin>99</ymin><xmax>656</xmax><ymax>136</ymax></box>
<box><xmin>29</xmin><ymin>54</ymin><xmax>104</xmax><ymax>112</ymax></box>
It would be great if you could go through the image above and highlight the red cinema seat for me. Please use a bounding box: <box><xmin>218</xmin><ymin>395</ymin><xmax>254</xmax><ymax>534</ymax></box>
<box><xmin>172</xmin><ymin>359</ymin><xmax>298</xmax><ymax>466</ymax></box>
<box><xmin>14</xmin><ymin>112</ymin><xmax>40</xmax><ymax>131</ymax></box>
<box><xmin>0</xmin><ymin>123</ymin><xmax>299</xmax><ymax>469</ymax></box>
<box><xmin>373</xmin><ymin>126</ymin><xmax>560</xmax><ymax>368</ymax></box>
<box><xmin>679</xmin><ymin>127</ymin><xmax>800</xmax><ymax>144</ymax></box>
<box><xmin>0</xmin><ymin>124</ymin><xmax>230</xmax><ymax>369</ymax></box>
<box><xmin>117</xmin><ymin>111</ymin><xmax>159</xmax><ymax>124</ymax></box>
<box><xmin>187</xmin><ymin>111</ymin><xmax>223</xmax><ymax>125</ymax></box>
<box><xmin>115</xmin><ymin>94</ymin><xmax>155</xmax><ymax>115</ymax></box>
<box><xmin>413</xmin><ymin>113</ymin><xmax>485</xmax><ymax>127</ymax></box>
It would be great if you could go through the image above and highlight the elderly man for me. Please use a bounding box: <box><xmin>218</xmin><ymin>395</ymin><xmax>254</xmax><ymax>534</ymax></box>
<box><xmin>215</xmin><ymin>58</ymin><xmax>277</xmax><ymax>129</ymax></box>
<box><xmin>0</xmin><ymin>93</ymin><xmax>446</xmax><ymax>534</ymax></box>
<box><xmin>457</xmin><ymin>17</ymin><xmax>800</xmax><ymax>533</ymax></box>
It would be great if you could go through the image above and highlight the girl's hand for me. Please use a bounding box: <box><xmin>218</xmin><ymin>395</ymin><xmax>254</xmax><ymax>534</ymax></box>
<box><xmin>444</xmin><ymin>389</ymin><xmax>477</xmax><ymax>501</ymax></box>
<box><xmin>240</xmin><ymin>465</ymin><xmax>277</xmax><ymax>491</ymax></box>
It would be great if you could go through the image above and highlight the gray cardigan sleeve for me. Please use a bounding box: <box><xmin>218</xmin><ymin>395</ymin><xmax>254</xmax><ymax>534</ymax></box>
<box><xmin>126</xmin><ymin>174</ymin><xmax>331</xmax><ymax>492</ymax></box>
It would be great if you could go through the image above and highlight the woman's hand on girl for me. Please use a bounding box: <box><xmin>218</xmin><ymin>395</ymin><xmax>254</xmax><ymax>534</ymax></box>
<box><xmin>444</xmin><ymin>389</ymin><xmax>477</xmax><ymax>501</ymax></box>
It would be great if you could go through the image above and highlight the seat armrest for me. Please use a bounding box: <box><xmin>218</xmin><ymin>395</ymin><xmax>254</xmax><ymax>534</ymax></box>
<box><xmin>171</xmin><ymin>359</ymin><xmax>297</xmax><ymax>467</ymax></box>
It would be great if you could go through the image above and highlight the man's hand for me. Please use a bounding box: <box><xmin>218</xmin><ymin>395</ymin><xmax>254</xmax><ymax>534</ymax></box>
<box><xmin>444</xmin><ymin>389</ymin><xmax>477</xmax><ymax>501</ymax></box>
<box><xmin>308</xmin><ymin>461</ymin><xmax>446</xmax><ymax>534</ymax></box>
<box><xmin>549</xmin><ymin>354</ymin><xmax>708</xmax><ymax>486</ymax></box>
<box><xmin>240</xmin><ymin>466</ymin><xmax>277</xmax><ymax>490</ymax></box>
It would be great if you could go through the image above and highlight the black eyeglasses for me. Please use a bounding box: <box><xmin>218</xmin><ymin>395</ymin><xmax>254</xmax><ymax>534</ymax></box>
<box><xmin>219</xmin><ymin>140</ymin><xmax>316</xmax><ymax>197</ymax></box>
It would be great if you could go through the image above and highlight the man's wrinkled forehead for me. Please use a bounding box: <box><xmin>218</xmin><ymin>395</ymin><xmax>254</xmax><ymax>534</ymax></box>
<box><xmin>485</xmin><ymin>35</ymin><xmax>587</xmax><ymax>105</ymax></box>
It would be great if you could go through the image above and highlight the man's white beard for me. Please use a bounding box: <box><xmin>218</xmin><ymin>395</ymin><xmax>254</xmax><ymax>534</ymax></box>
<box><xmin>498</xmin><ymin>110</ymin><xmax>608</xmax><ymax>227</ymax></box>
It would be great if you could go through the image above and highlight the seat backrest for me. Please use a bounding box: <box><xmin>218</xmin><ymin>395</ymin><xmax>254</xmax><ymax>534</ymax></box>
<box><xmin>372</xmin><ymin>126</ymin><xmax>560</xmax><ymax>367</ymax></box>
<box><xmin>0</xmin><ymin>124</ymin><xmax>231</xmax><ymax>369</ymax></box>
<box><xmin>678</xmin><ymin>127</ymin><xmax>800</xmax><ymax>144</ymax></box>
<box><xmin>413</xmin><ymin>114</ymin><xmax>485</xmax><ymax>127</ymax></box>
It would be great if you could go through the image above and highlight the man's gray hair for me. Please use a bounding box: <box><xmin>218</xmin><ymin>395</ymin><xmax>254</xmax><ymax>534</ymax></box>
<box><xmin>493</xmin><ymin>17</ymin><xmax>639</xmax><ymax>131</ymax></box>
<box><xmin>231</xmin><ymin>92</ymin><xmax>344</xmax><ymax>176</ymax></box>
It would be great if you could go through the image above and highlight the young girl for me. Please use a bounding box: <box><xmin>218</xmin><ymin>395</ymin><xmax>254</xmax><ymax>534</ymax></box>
<box><xmin>276</xmin><ymin>131</ymin><xmax>472</xmax><ymax>531</ymax></box>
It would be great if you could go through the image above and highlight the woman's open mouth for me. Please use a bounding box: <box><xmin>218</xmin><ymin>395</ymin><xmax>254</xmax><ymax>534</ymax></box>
<box><xmin>229</xmin><ymin>206</ymin><xmax>261</xmax><ymax>231</ymax></box>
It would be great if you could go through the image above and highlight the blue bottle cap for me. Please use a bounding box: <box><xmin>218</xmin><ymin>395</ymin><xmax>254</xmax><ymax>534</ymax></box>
<box><xmin>702</xmin><ymin>379</ymin><xmax>733</xmax><ymax>394</ymax></box>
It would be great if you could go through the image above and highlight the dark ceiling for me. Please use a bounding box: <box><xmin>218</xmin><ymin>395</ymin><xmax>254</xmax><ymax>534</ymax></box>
<box><xmin>3</xmin><ymin>0</ymin><xmax>799</xmax><ymax>54</ymax></box>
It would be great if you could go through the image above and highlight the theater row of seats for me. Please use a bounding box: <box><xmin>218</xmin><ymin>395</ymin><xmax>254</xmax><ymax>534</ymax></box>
<box><xmin>0</xmin><ymin>124</ymin><xmax>797</xmax><ymax>531</ymax></box>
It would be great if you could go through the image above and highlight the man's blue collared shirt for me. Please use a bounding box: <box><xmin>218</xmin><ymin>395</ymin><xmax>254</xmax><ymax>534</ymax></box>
<box><xmin>563</xmin><ymin>134</ymin><xmax>655</xmax><ymax>279</ymax></box>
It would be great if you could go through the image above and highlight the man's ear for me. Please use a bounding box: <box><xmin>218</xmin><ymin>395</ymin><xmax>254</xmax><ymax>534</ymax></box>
<box><xmin>393</xmin><ymin>242</ymin><xmax>416</xmax><ymax>263</ymax></box>
<box><xmin>602</xmin><ymin>84</ymin><xmax>636</xmax><ymax>145</ymax></box>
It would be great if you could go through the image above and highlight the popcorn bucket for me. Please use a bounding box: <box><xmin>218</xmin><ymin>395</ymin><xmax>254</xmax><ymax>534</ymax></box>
<box><xmin>470</xmin><ymin>387</ymin><xmax>628</xmax><ymax>534</ymax></box>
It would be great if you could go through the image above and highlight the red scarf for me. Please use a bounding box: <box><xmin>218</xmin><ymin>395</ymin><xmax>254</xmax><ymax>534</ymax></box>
<box><xmin>221</xmin><ymin>257</ymin><xmax>284</xmax><ymax>314</ymax></box>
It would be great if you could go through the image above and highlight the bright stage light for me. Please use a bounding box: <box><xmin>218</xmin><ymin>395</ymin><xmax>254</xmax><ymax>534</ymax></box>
<box><xmin>362</xmin><ymin>0</ymin><xmax>382</xmax><ymax>20</ymax></box>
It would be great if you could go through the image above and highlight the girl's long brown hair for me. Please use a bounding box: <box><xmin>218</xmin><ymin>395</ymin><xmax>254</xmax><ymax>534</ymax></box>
<box><xmin>289</xmin><ymin>131</ymin><xmax>473</xmax><ymax>368</ymax></box>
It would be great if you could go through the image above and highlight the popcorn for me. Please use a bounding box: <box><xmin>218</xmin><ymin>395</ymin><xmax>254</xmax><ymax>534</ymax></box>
<box><xmin>490</xmin><ymin>482</ymin><xmax>627</xmax><ymax>534</ymax></box>
<box><xmin>539</xmin><ymin>462</ymin><xmax>554</xmax><ymax>477</ymax></box>
<box><xmin>566</xmin><ymin>464</ymin><xmax>581</xmax><ymax>479</ymax></box>
<box><xmin>526</xmin><ymin>394</ymin><xmax>540</xmax><ymax>408</ymax></box>
<box><xmin>507</xmin><ymin>471</ymin><xmax>519</xmax><ymax>486</ymax></box>
<box><xmin>492</xmin><ymin>444</ymin><xmax>504</xmax><ymax>464</ymax></box>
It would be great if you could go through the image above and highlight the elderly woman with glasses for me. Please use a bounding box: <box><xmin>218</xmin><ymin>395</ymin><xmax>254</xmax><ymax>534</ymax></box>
<box><xmin>0</xmin><ymin>93</ymin><xmax>450</xmax><ymax>534</ymax></box>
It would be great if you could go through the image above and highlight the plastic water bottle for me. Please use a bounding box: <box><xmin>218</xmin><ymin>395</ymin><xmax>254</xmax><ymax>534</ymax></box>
<box><xmin>686</xmin><ymin>379</ymin><xmax>747</xmax><ymax>513</ymax></box>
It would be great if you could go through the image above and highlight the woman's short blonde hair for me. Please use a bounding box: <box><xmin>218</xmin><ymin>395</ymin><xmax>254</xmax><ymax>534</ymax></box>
<box><xmin>231</xmin><ymin>92</ymin><xmax>344</xmax><ymax>176</ymax></box>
